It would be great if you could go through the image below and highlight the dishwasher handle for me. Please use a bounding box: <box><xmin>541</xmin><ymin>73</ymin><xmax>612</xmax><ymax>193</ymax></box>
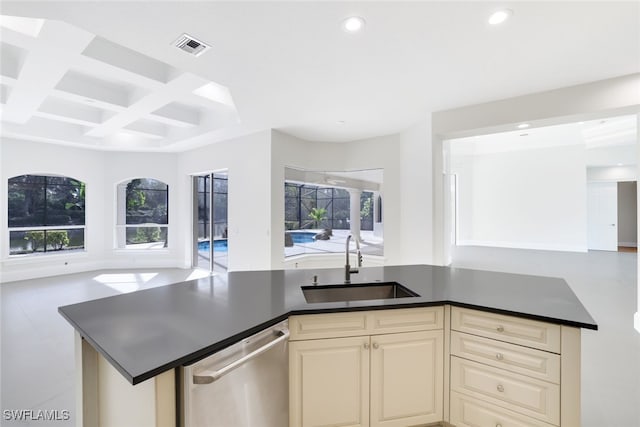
<box><xmin>193</xmin><ymin>328</ymin><xmax>290</xmax><ymax>385</ymax></box>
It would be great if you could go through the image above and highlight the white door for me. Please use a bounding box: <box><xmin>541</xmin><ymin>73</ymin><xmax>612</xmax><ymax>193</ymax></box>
<box><xmin>587</xmin><ymin>182</ymin><xmax>618</xmax><ymax>251</ymax></box>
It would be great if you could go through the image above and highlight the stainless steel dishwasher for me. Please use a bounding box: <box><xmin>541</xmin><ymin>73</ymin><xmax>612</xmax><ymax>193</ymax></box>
<box><xmin>180</xmin><ymin>320</ymin><xmax>289</xmax><ymax>427</ymax></box>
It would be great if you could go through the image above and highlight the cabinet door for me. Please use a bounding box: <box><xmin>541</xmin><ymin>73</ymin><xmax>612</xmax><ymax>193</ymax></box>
<box><xmin>370</xmin><ymin>330</ymin><xmax>443</xmax><ymax>427</ymax></box>
<box><xmin>290</xmin><ymin>336</ymin><xmax>370</xmax><ymax>427</ymax></box>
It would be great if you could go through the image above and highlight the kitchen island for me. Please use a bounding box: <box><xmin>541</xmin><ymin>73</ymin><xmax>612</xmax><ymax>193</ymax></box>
<box><xmin>59</xmin><ymin>264</ymin><xmax>597</xmax><ymax>427</ymax></box>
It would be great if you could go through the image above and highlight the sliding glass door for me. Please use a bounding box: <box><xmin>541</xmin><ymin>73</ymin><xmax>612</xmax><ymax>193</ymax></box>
<box><xmin>193</xmin><ymin>172</ymin><xmax>228</xmax><ymax>273</ymax></box>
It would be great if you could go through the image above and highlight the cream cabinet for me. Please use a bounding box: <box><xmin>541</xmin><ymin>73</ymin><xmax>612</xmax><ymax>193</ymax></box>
<box><xmin>289</xmin><ymin>306</ymin><xmax>581</xmax><ymax>427</ymax></box>
<box><xmin>448</xmin><ymin>307</ymin><xmax>581</xmax><ymax>427</ymax></box>
<box><xmin>369</xmin><ymin>330</ymin><xmax>443</xmax><ymax>427</ymax></box>
<box><xmin>289</xmin><ymin>308</ymin><xmax>444</xmax><ymax>427</ymax></box>
<box><xmin>289</xmin><ymin>336</ymin><xmax>370</xmax><ymax>427</ymax></box>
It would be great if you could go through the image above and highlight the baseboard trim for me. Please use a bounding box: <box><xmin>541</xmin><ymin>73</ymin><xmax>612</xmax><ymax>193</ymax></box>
<box><xmin>618</xmin><ymin>242</ymin><xmax>638</xmax><ymax>248</ymax></box>
<box><xmin>457</xmin><ymin>240</ymin><xmax>588</xmax><ymax>253</ymax></box>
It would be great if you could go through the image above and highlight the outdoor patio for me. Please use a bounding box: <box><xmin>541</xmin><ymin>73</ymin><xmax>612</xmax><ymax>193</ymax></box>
<box><xmin>285</xmin><ymin>229</ymin><xmax>383</xmax><ymax>258</ymax></box>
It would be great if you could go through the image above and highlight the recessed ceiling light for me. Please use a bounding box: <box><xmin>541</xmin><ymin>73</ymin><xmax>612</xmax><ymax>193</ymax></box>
<box><xmin>517</xmin><ymin>123</ymin><xmax>529</xmax><ymax>129</ymax></box>
<box><xmin>342</xmin><ymin>16</ymin><xmax>366</xmax><ymax>33</ymax></box>
<box><xmin>617</xmin><ymin>163</ymin><xmax>624</xmax><ymax>166</ymax></box>
<box><xmin>579</xmin><ymin>121</ymin><xmax>585</xmax><ymax>125</ymax></box>
<box><xmin>488</xmin><ymin>9</ymin><xmax>513</xmax><ymax>25</ymax></box>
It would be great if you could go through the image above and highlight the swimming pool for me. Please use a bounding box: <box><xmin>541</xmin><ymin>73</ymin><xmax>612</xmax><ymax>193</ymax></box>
<box><xmin>198</xmin><ymin>240</ymin><xmax>228</xmax><ymax>252</ymax></box>
<box><xmin>288</xmin><ymin>232</ymin><xmax>316</xmax><ymax>244</ymax></box>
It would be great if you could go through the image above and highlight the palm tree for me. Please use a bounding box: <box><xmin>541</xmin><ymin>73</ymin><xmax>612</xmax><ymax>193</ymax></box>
<box><xmin>308</xmin><ymin>207</ymin><xmax>327</xmax><ymax>229</ymax></box>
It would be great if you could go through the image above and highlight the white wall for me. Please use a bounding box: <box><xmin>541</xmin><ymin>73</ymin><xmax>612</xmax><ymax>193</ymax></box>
<box><xmin>270</xmin><ymin>121</ymin><xmax>433</xmax><ymax>270</ymax></box>
<box><xmin>0</xmin><ymin>138</ymin><xmax>186</xmax><ymax>283</ymax></box>
<box><xmin>269</xmin><ymin>131</ymin><xmax>398</xmax><ymax>270</ymax></box>
<box><xmin>1</xmin><ymin>125</ymin><xmax>435</xmax><ymax>282</ymax></box>
<box><xmin>587</xmin><ymin>165</ymin><xmax>637</xmax><ymax>182</ymax></box>
<box><xmin>178</xmin><ymin>130</ymin><xmax>273</xmax><ymax>272</ymax></box>
<box><xmin>398</xmin><ymin>119</ymin><xmax>433</xmax><ymax>264</ymax></box>
<box><xmin>433</xmin><ymin>73</ymin><xmax>640</xmax><ymax>264</ymax></box>
<box><xmin>453</xmin><ymin>144</ymin><xmax>588</xmax><ymax>252</ymax></box>
<box><xmin>1</xmin><ymin>138</ymin><xmax>106</xmax><ymax>282</ymax></box>
<box><xmin>101</xmin><ymin>151</ymin><xmax>182</xmax><ymax>270</ymax></box>
<box><xmin>586</xmin><ymin>145</ymin><xmax>637</xmax><ymax>167</ymax></box>
<box><xmin>618</xmin><ymin>181</ymin><xmax>637</xmax><ymax>247</ymax></box>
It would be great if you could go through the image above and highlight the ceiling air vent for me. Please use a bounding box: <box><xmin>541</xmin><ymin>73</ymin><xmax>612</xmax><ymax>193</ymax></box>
<box><xmin>173</xmin><ymin>33</ymin><xmax>209</xmax><ymax>57</ymax></box>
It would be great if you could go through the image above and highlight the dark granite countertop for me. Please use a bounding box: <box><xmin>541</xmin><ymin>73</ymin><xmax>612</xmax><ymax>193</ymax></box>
<box><xmin>58</xmin><ymin>264</ymin><xmax>597</xmax><ymax>385</ymax></box>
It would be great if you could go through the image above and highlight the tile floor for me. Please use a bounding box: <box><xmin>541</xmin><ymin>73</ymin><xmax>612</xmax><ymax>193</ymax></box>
<box><xmin>1</xmin><ymin>247</ymin><xmax>638</xmax><ymax>426</ymax></box>
<box><xmin>1</xmin><ymin>268</ymin><xmax>211</xmax><ymax>426</ymax></box>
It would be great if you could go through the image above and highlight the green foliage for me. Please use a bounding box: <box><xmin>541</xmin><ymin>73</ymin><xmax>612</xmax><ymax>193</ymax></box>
<box><xmin>47</xmin><ymin>231</ymin><xmax>70</xmax><ymax>250</ymax></box>
<box><xmin>65</xmin><ymin>181</ymin><xmax>86</xmax><ymax>210</ymax></box>
<box><xmin>24</xmin><ymin>231</ymin><xmax>45</xmax><ymax>251</ymax></box>
<box><xmin>308</xmin><ymin>207</ymin><xmax>328</xmax><ymax>228</ymax></box>
<box><xmin>9</xmin><ymin>174</ymin><xmax>86</xmax><ymax>227</ymax></box>
<box><xmin>127</xmin><ymin>179</ymin><xmax>147</xmax><ymax>211</ymax></box>
<box><xmin>285</xmin><ymin>221</ymin><xmax>298</xmax><ymax>230</ymax></box>
<box><xmin>125</xmin><ymin>179</ymin><xmax>168</xmax><ymax>224</ymax></box>
<box><xmin>361</xmin><ymin>197</ymin><xmax>372</xmax><ymax>219</ymax></box>
<box><xmin>132</xmin><ymin>227</ymin><xmax>162</xmax><ymax>243</ymax></box>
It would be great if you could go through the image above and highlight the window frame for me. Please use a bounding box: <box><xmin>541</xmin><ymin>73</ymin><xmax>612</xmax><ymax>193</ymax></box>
<box><xmin>7</xmin><ymin>174</ymin><xmax>87</xmax><ymax>257</ymax></box>
<box><xmin>115</xmin><ymin>178</ymin><xmax>170</xmax><ymax>251</ymax></box>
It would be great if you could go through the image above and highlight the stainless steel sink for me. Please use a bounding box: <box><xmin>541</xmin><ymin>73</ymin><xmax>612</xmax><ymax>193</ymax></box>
<box><xmin>301</xmin><ymin>282</ymin><xmax>419</xmax><ymax>303</ymax></box>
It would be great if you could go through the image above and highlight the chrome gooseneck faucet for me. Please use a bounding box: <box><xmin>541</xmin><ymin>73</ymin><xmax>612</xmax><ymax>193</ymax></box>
<box><xmin>345</xmin><ymin>234</ymin><xmax>362</xmax><ymax>284</ymax></box>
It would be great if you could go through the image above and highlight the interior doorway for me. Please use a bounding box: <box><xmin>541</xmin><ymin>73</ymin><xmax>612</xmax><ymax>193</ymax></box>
<box><xmin>587</xmin><ymin>182</ymin><xmax>618</xmax><ymax>251</ymax></box>
<box><xmin>617</xmin><ymin>181</ymin><xmax>637</xmax><ymax>252</ymax></box>
<box><xmin>587</xmin><ymin>180</ymin><xmax>638</xmax><ymax>252</ymax></box>
<box><xmin>193</xmin><ymin>172</ymin><xmax>228</xmax><ymax>273</ymax></box>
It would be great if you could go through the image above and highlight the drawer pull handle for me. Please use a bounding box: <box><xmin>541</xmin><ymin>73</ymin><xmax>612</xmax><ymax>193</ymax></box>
<box><xmin>496</xmin><ymin>325</ymin><xmax>505</xmax><ymax>332</ymax></box>
<box><xmin>373</xmin><ymin>342</ymin><xmax>379</xmax><ymax>349</ymax></box>
<box><xmin>496</xmin><ymin>424</ymin><xmax>503</xmax><ymax>427</ymax></box>
<box><xmin>497</xmin><ymin>384</ymin><xmax>504</xmax><ymax>392</ymax></box>
<box><xmin>364</xmin><ymin>342</ymin><xmax>370</xmax><ymax>350</ymax></box>
<box><xmin>496</xmin><ymin>353</ymin><xmax>504</xmax><ymax>360</ymax></box>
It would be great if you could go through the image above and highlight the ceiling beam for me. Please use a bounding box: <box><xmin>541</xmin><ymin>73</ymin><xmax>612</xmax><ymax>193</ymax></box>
<box><xmin>85</xmin><ymin>73</ymin><xmax>209</xmax><ymax>138</ymax></box>
<box><xmin>1</xmin><ymin>20</ymin><xmax>94</xmax><ymax>124</ymax></box>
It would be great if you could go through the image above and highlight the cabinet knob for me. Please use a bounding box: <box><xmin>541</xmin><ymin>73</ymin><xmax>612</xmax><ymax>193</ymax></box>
<box><xmin>364</xmin><ymin>342</ymin><xmax>370</xmax><ymax>350</ymax></box>
<box><xmin>496</xmin><ymin>325</ymin><xmax>504</xmax><ymax>333</ymax></box>
<box><xmin>497</xmin><ymin>384</ymin><xmax>504</xmax><ymax>392</ymax></box>
<box><xmin>496</xmin><ymin>353</ymin><xmax>504</xmax><ymax>360</ymax></box>
<box><xmin>373</xmin><ymin>342</ymin><xmax>379</xmax><ymax>349</ymax></box>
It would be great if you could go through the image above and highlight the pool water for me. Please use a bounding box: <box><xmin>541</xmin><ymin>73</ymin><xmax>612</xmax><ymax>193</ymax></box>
<box><xmin>289</xmin><ymin>232</ymin><xmax>316</xmax><ymax>244</ymax></box>
<box><xmin>198</xmin><ymin>240</ymin><xmax>228</xmax><ymax>252</ymax></box>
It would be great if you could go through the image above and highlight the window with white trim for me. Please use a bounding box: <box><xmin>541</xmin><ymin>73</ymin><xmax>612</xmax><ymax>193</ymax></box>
<box><xmin>116</xmin><ymin>178</ymin><xmax>168</xmax><ymax>249</ymax></box>
<box><xmin>8</xmin><ymin>174</ymin><xmax>86</xmax><ymax>256</ymax></box>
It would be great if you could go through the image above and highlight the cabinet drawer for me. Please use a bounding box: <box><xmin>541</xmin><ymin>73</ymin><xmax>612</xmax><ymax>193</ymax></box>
<box><xmin>451</xmin><ymin>357</ymin><xmax>560</xmax><ymax>425</ymax></box>
<box><xmin>289</xmin><ymin>312</ymin><xmax>368</xmax><ymax>340</ymax></box>
<box><xmin>451</xmin><ymin>331</ymin><xmax>560</xmax><ymax>384</ymax></box>
<box><xmin>290</xmin><ymin>307</ymin><xmax>444</xmax><ymax>341</ymax></box>
<box><xmin>370</xmin><ymin>306</ymin><xmax>443</xmax><ymax>334</ymax></box>
<box><xmin>450</xmin><ymin>391</ymin><xmax>556</xmax><ymax>427</ymax></box>
<box><xmin>451</xmin><ymin>307</ymin><xmax>560</xmax><ymax>353</ymax></box>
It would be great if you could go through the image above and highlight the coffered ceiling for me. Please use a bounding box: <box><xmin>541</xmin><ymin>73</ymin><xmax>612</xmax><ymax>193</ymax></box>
<box><xmin>0</xmin><ymin>15</ymin><xmax>239</xmax><ymax>151</ymax></box>
<box><xmin>1</xmin><ymin>1</ymin><xmax>638</xmax><ymax>152</ymax></box>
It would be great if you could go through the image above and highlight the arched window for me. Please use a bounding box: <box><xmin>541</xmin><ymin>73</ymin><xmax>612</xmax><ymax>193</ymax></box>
<box><xmin>8</xmin><ymin>174</ymin><xmax>86</xmax><ymax>255</ymax></box>
<box><xmin>116</xmin><ymin>178</ymin><xmax>168</xmax><ymax>249</ymax></box>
